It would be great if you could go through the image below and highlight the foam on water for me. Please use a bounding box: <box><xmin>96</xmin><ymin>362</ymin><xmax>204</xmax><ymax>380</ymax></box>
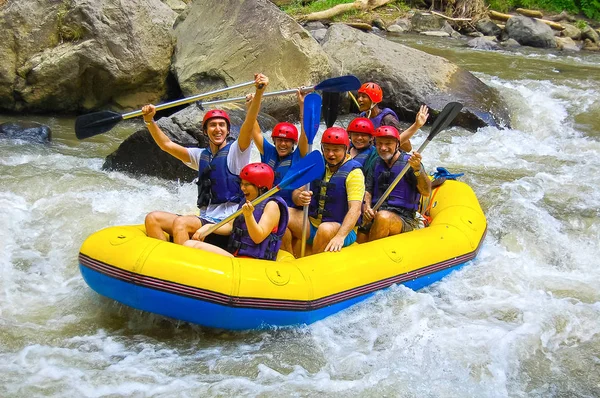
<box><xmin>1</xmin><ymin>61</ymin><xmax>600</xmax><ymax>397</ymax></box>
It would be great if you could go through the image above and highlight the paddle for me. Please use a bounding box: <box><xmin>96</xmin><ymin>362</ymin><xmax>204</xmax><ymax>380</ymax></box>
<box><xmin>196</xmin><ymin>75</ymin><xmax>361</xmax><ymax>109</ymax></box>
<box><xmin>371</xmin><ymin>102</ymin><xmax>463</xmax><ymax>213</ymax></box>
<box><xmin>75</xmin><ymin>81</ymin><xmax>256</xmax><ymax>140</ymax></box>
<box><xmin>199</xmin><ymin>151</ymin><xmax>326</xmax><ymax>239</ymax></box>
<box><xmin>299</xmin><ymin>92</ymin><xmax>322</xmax><ymax>258</ymax></box>
<box><xmin>322</xmin><ymin>92</ymin><xmax>340</xmax><ymax>128</ymax></box>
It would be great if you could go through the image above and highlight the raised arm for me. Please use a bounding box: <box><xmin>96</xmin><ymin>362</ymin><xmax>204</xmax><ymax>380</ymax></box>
<box><xmin>297</xmin><ymin>89</ymin><xmax>309</xmax><ymax>157</ymax></box>
<box><xmin>142</xmin><ymin>105</ymin><xmax>190</xmax><ymax>164</ymax></box>
<box><xmin>238</xmin><ymin>73</ymin><xmax>268</xmax><ymax>152</ymax></box>
<box><xmin>398</xmin><ymin>105</ymin><xmax>429</xmax><ymax>149</ymax></box>
<box><xmin>246</xmin><ymin>93</ymin><xmax>265</xmax><ymax>154</ymax></box>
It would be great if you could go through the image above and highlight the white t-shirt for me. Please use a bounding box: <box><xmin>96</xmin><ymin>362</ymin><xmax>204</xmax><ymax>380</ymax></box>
<box><xmin>185</xmin><ymin>140</ymin><xmax>252</xmax><ymax>223</ymax></box>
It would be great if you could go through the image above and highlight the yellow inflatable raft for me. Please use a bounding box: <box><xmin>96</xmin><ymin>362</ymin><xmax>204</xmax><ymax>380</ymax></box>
<box><xmin>79</xmin><ymin>179</ymin><xmax>486</xmax><ymax>330</ymax></box>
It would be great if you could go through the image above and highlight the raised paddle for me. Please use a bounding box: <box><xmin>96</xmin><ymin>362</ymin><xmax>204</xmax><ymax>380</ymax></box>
<box><xmin>75</xmin><ymin>81</ymin><xmax>256</xmax><ymax>140</ymax></box>
<box><xmin>196</xmin><ymin>75</ymin><xmax>361</xmax><ymax>109</ymax></box>
<box><xmin>199</xmin><ymin>151</ymin><xmax>326</xmax><ymax>239</ymax></box>
<box><xmin>322</xmin><ymin>92</ymin><xmax>340</xmax><ymax>128</ymax></box>
<box><xmin>299</xmin><ymin>92</ymin><xmax>322</xmax><ymax>258</ymax></box>
<box><xmin>371</xmin><ymin>102</ymin><xmax>463</xmax><ymax>213</ymax></box>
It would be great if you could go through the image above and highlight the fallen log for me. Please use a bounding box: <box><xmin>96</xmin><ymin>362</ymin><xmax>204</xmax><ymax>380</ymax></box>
<box><xmin>516</xmin><ymin>8</ymin><xmax>543</xmax><ymax>18</ymax></box>
<box><xmin>431</xmin><ymin>10</ymin><xmax>472</xmax><ymax>22</ymax></box>
<box><xmin>343</xmin><ymin>22</ymin><xmax>373</xmax><ymax>31</ymax></box>
<box><xmin>489</xmin><ymin>10</ymin><xmax>565</xmax><ymax>31</ymax></box>
<box><xmin>301</xmin><ymin>0</ymin><xmax>392</xmax><ymax>22</ymax></box>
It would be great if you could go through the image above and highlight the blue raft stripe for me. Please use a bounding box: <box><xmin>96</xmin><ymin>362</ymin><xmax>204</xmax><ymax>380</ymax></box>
<box><xmin>78</xmin><ymin>228</ymin><xmax>485</xmax><ymax>312</ymax></box>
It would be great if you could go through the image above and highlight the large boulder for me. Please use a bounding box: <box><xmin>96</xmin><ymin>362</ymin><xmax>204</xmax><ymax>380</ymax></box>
<box><xmin>0</xmin><ymin>0</ymin><xmax>177</xmax><ymax>113</ymax></box>
<box><xmin>171</xmin><ymin>0</ymin><xmax>331</xmax><ymax>121</ymax></box>
<box><xmin>103</xmin><ymin>105</ymin><xmax>277</xmax><ymax>180</ymax></box>
<box><xmin>505</xmin><ymin>16</ymin><xmax>557</xmax><ymax>48</ymax></box>
<box><xmin>321</xmin><ymin>24</ymin><xmax>511</xmax><ymax>130</ymax></box>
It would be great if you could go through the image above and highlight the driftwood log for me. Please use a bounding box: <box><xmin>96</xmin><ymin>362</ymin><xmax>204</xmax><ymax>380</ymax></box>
<box><xmin>301</xmin><ymin>0</ymin><xmax>392</xmax><ymax>21</ymax></box>
<box><xmin>431</xmin><ymin>10</ymin><xmax>471</xmax><ymax>22</ymax></box>
<box><xmin>516</xmin><ymin>8</ymin><xmax>543</xmax><ymax>18</ymax></box>
<box><xmin>489</xmin><ymin>10</ymin><xmax>565</xmax><ymax>31</ymax></box>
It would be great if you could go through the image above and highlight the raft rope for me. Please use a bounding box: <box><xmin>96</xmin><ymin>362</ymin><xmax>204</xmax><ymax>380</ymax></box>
<box><xmin>420</xmin><ymin>167</ymin><xmax>465</xmax><ymax>226</ymax></box>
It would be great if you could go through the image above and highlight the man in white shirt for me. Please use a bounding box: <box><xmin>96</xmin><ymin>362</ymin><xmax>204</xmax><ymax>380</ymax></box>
<box><xmin>141</xmin><ymin>73</ymin><xmax>268</xmax><ymax>244</ymax></box>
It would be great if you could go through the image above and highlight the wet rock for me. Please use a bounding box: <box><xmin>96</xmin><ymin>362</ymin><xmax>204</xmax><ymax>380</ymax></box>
<box><xmin>561</xmin><ymin>24</ymin><xmax>582</xmax><ymax>40</ymax></box>
<box><xmin>387</xmin><ymin>24</ymin><xmax>406</xmax><ymax>35</ymax></box>
<box><xmin>0</xmin><ymin>0</ymin><xmax>177</xmax><ymax>113</ymax></box>
<box><xmin>467</xmin><ymin>37</ymin><xmax>502</xmax><ymax>51</ymax></box>
<box><xmin>311</xmin><ymin>28</ymin><xmax>328</xmax><ymax>43</ymax></box>
<box><xmin>505</xmin><ymin>16</ymin><xmax>557</xmax><ymax>48</ymax></box>
<box><xmin>501</xmin><ymin>38</ymin><xmax>522</xmax><ymax>48</ymax></box>
<box><xmin>582</xmin><ymin>26</ymin><xmax>599</xmax><ymax>44</ymax></box>
<box><xmin>322</xmin><ymin>24</ymin><xmax>511</xmax><ymax>130</ymax></box>
<box><xmin>410</xmin><ymin>12</ymin><xmax>445</xmax><ymax>32</ymax></box>
<box><xmin>172</xmin><ymin>0</ymin><xmax>330</xmax><ymax>121</ymax></box>
<box><xmin>556</xmin><ymin>37</ymin><xmax>580</xmax><ymax>52</ymax></box>
<box><xmin>0</xmin><ymin>122</ymin><xmax>51</xmax><ymax>142</ymax></box>
<box><xmin>476</xmin><ymin>18</ymin><xmax>502</xmax><ymax>38</ymax></box>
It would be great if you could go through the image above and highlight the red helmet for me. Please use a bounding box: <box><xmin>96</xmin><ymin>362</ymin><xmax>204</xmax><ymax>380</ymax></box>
<box><xmin>374</xmin><ymin>125</ymin><xmax>400</xmax><ymax>141</ymax></box>
<box><xmin>202</xmin><ymin>109</ymin><xmax>230</xmax><ymax>130</ymax></box>
<box><xmin>321</xmin><ymin>127</ymin><xmax>349</xmax><ymax>148</ymax></box>
<box><xmin>271</xmin><ymin>122</ymin><xmax>298</xmax><ymax>143</ymax></box>
<box><xmin>239</xmin><ymin>163</ymin><xmax>275</xmax><ymax>190</ymax></box>
<box><xmin>347</xmin><ymin>117</ymin><xmax>375</xmax><ymax>135</ymax></box>
<box><xmin>358</xmin><ymin>82</ymin><xmax>383</xmax><ymax>104</ymax></box>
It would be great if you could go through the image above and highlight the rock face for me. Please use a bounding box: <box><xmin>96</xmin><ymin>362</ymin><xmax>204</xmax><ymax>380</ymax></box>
<box><xmin>0</xmin><ymin>0</ymin><xmax>177</xmax><ymax>113</ymax></box>
<box><xmin>505</xmin><ymin>16</ymin><xmax>557</xmax><ymax>48</ymax></box>
<box><xmin>322</xmin><ymin>24</ymin><xmax>511</xmax><ymax>130</ymax></box>
<box><xmin>0</xmin><ymin>122</ymin><xmax>51</xmax><ymax>142</ymax></box>
<box><xmin>171</xmin><ymin>0</ymin><xmax>331</xmax><ymax>121</ymax></box>
<box><xmin>102</xmin><ymin>105</ymin><xmax>277</xmax><ymax>180</ymax></box>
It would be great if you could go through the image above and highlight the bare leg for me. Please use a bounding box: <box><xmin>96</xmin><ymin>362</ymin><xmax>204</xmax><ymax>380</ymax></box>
<box><xmin>172</xmin><ymin>215</ymin><xmax>203</xmax><ymax>245</ymax></box>
<box><xmin>183</xmin><ymin>240</ymin><xmax>234</xmax><ymax>257</ymax></box>
<box><xmin>286</xmin><ymin>208</ymin><xmax>310</xmax><ymax>257</ymax></box>
<box><xmin>312</xmin><ymin>222</ymin><xmax>341</xmax><ymax>254</ymax></box>
<box><xmin>368</xmin><ymin>210</ymin><xmax>404</xmax><ymax>241</ymax></box>
<box><xmin>145</xmin><ymin>211</ymin><xmax>178</xmax><ymax>241</ymax></box>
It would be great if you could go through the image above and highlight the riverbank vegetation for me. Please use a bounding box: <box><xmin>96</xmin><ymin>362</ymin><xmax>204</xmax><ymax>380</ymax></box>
<box><xmin>281</xmin><ymin>0</ymin><xmax>600</xmax><ymax>21</ymax></box>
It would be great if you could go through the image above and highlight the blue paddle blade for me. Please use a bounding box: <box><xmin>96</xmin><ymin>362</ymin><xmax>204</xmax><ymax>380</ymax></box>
<box><xmin>314</xmin><ymin>75</ymin><xmax>361</xmax><ymax>93</ymax></box>
<box><xmin>303</xmin><ymin>93</ymin><xmax>322</xmax><ymax>145</ymax></box>
<box><xmin>277</xmin><ymin>151</ymin><xmax>325</xmax><ymax>191</ymax></box>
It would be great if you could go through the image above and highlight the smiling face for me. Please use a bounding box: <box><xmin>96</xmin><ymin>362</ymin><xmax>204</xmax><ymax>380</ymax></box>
<box><xmin>357</xmin><ymin>92</ymin><xmax>373</xmax><ymax>113</ymax></box>
<box><xmin>375</xmin><ymin>136</ymin><xmax>399</xmax><ymax>162</ymax></box>
<box><xmin>273</xmin><ymin>137</ymin><xmax>295</xmax><ymax>157</ymax></box>
<box><xmin>240</xmin><ymin>180</ymin><xmax>259</xmax><ymax>201</ymax></box>
<box><xmin>204</xmin><ymin>118</ymin><xmax>229</xmax><ymax>146</ymax></box>
<box><xmin>349</xmin><ymin>132</ymin><xmax>372</xmax><ymax>150</ymax></box>
<box><xmin>321</xmin><ymin>143</ymin><xmax>347</xmax><ymax>167</ymax></box>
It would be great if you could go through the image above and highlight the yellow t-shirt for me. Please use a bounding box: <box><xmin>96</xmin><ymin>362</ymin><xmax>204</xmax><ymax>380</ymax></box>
<box><xmin>310</xmin><ymin>155</ymin><xmax>365</xmax><ymax>227</ymax></box>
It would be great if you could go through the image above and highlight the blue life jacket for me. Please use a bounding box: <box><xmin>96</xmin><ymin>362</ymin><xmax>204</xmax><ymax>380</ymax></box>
<box><xmin>372</xmin><ymin>153</ymin><xmax>420</xmax><ymax>211</ymax></box>
<box><xmin>197</xmin><ymin>142</ymin><xmax>243</xmax><ymax>208</ymax></box>
<box><xmin>227</xmin><ymin>196</ymin><xmax>289</xmax><ymax>260</ymax></box>
<box><xmin>361</xmin><ymin>108</ymin><xmax>399</xmax><ymax>129</ymax></box>
<box><xmin>261</xmin><ymin>143</ymin><xmax>299</xmax><ymax>207</ymax></box>
<box><xmin>309</xmin><ymin>159</ymin><xmax>362</xmax><ymax>224</ymax></box>
<box><xmin>351</xmin><ymin>145</ymin><xmax>376</xmax><ymax>169</ymax></box>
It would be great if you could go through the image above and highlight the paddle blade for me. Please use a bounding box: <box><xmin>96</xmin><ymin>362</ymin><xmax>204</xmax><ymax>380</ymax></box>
<box><xmin>75</xmin><ymin>111</ymin><xmax>123</xmax><ymax>139</ymax></box>
<box><xmin>314</xmin><ymin>75</ymin><xmax>361</xmax><ymax>93</ymax></box>
<box><xmin>277</xmin><ymin>151</ymin><xmax>325</xmax><ymax>191</ymax></box>
<box><xmin>427</xmin><ymin>102</ymin><xmax>463</xmax><ymax>140</ymax></box>
<box><xmin>322</xmin><ymin>92</ymin><xmax>340</xmax><ymax>128</ymax></box>
<box><xmin>303</xmin><ymin>93</ymin><xmax>322</xmax><ymax>145</ymax></box>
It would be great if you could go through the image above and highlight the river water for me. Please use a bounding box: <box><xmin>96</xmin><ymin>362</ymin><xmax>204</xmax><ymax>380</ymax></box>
<box><xmin>1</xmin><ymin>35</ymin><xmax>599</xmax><ymax>397</ymax></box>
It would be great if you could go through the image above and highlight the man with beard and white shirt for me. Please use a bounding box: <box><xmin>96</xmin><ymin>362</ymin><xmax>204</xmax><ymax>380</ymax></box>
<box><xmin>361</xmin><ymin>125</ymin><xmax>431</xmax><ymax>242</ymax></box>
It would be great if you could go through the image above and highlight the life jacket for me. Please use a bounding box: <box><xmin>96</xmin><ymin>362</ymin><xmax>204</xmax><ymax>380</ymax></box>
<box><xmin>350</xmin><ymin>145</ymin><xmax>376</xmax><ymax>169</ymax></box>
<box><xmin>261</xmin><ymin>149</ymin><xmax>295</xmax><ymax>207</ymax></box>
<box><xmin>196</xmin><ymin>142</ymin><xmax>243</xmax><ymax>208</ymax></box>
<box><xmin>361</xmin><ymin>108</ymin><xmax>399</xmax><ymax>129</ymax></box>
<box><xmin>309</xmin><ymin>159</ymin><xmax>362</xmax><ymax>224</ymax></box>
<box><xmin>372</xmin><ymin>153</ymin><xmax>420</xmax><ymax>211</ymax></box>
<box><xmin>227</xmin><ymin>196</ymin><xmax>289</xmax><ymax>260</ymax></box>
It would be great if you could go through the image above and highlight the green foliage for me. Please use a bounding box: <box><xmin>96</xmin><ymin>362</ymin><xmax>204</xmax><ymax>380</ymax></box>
<box><xmin>486</xmin><ymin>0</ymin><xmax>600</xmax><ymax>20</ymax></box>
